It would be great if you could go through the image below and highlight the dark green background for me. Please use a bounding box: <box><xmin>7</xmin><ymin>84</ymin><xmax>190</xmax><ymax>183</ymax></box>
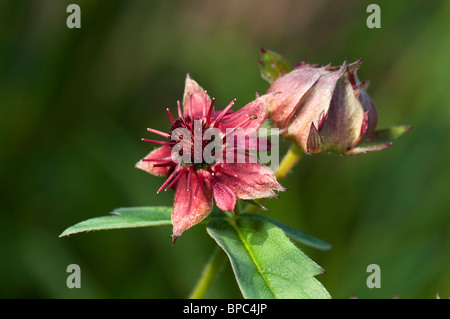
<box><xmin>1</xmin><ymin>0</ymin><xmax>449</xmax><ymax>299</ymax></box>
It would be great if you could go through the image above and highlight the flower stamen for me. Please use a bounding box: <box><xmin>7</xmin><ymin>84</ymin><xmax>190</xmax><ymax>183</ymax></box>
<box><xmin>212</xmin><ymin>99</ymin><xmax>236</xmax><ymax>128</ymax></box>
<box><xmin>157</xmin><ymin>168</ymin><xmax>180</xmax><ymax>194</ymax></box>
<box><xmin>165</xmin><ymin>167</ymin><xmax>187</xmax><ymax>191</ymax></box>
<box><xmin>166</xmin><ymin>108</ymin><xmax>175</xmax><ymax>125</ymax></box>
<box><xmin>177</xmin><ymin>100</ymin><xmax>182</xmax><ymax>118</ymax></box>
<box><xmin>147</xmin><ymin>127</ymin><xmax>170</xmax><ymax>139</ymax></box>
<box><xmin>206</xmin><ymin>98</ymin><xmax>215</xmax><ymax>123</ymax></box>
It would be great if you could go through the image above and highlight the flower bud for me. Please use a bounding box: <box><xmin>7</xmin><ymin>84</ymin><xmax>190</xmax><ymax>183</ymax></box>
<box><xmin>261</xmin><ymin>50</ymin><xmax>410</xmax><ymax>155</ymax></box>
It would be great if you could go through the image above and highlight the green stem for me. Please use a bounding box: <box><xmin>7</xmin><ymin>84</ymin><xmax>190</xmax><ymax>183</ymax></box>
<box><xmin>274</xmin><ymin>143</ymin><xmax>303</xmax><ymax>183</ymax></box>
<box><xmin>188</xmin><ymin>246</ymin><xmax>228</xmax><ymax>299</ymax></box>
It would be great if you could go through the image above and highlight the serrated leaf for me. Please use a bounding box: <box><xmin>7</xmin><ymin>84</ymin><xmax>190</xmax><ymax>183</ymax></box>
<box><xmin>60</xmin><ymin>206</ymin><xmax>172</xmax><ymax>237</ymax></box>
<box><xmin>259</xmin><ymin>49</ymin><xmax>293</xmax><ymax>84</ymax></box>
<box><xmin>207</xmin><ymin>215</ymin><xmax>331</xmax><ymax>299</ymax></box>
<box><xmin>245</xmin><ymin>214</ymin><xmax>331</xmax><ymax>250</ymax></box>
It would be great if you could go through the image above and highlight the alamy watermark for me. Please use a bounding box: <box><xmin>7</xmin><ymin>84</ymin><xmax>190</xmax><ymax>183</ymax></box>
<box><xmin>167</xmin><ymin>121</ymin><xmax>280</xmax><ymax>172</ymax></box>
<box><xmin>366</xmin><ymin>264</ymin><xmax>381</xmax><ymax>288</ymax></box>
<box><xmin>366</xmin><ymin>4</ymin><xmax>381</xmax><ymax>29</ymax></box>
<box><xmin>66</xmin><ymin>264</ymin><xmax>81</xmax><ymax>288</ymax></box>
<box><xmin>66</xmin><ymin>4</ymin><xmax>81</xmax><ymax>29</ymax></box>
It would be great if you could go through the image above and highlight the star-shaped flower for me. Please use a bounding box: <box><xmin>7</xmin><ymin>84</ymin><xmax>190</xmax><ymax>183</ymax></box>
<box><xmin>136</xmin><ymin>75</ymin><xmax>285</xmax><ymax>243</ymax></box>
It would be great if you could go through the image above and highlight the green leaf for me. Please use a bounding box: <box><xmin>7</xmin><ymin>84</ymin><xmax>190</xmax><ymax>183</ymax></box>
<box><xmin>59</xmin><ymin>206</ymin><xmax>172</xmax><ymax>237</ymax></box>
<box><xmin>362</xmin><ymin>125</ymin><xmax>412</xmax><ymax>144</ymax></box>
<box><xmin>371</xmin><ymin>125</ymin><xmax>412</xmax><ymax>143</ymax></box>
<box><xmin>245</xmin><ymin>214</ymin><xmax>332</xmax><ymax>250</ymax></box>
<box><xmin>207</xmin><ymin>215</ymin><xmax>331</xmax><ymax>299</ymax></box>
<box><xmin>259</xmin><ymin>49</ymin><xmax>293</xmax><ymax>84</ymax></box>
<box><xmin>348</xmin><ymin>125</ymin><xmax>411</xmax><ymax>155</ymax></box>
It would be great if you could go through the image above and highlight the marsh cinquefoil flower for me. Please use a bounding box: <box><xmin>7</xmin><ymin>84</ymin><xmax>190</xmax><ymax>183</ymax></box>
<box><xmin>136</xmin><ymin>75</ymin><xmax>285</xmax><ymax>243</ymax></box>
<box><xmin>264</xmin><ymin>56</ymin><xmax>410</xmax><ymax>155</ymax></box>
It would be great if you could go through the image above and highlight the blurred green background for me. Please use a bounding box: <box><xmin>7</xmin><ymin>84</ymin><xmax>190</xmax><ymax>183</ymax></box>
<box><xmin>1</xmin><ymin>0</ymin><xmax>449</xmax><ymax>299</ymax></box>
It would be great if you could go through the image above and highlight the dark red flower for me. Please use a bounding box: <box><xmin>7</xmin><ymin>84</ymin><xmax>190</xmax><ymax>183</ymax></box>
<box><xmin>136</xmin><ymin>75</ymin><xmax>285</xmax><ymax>242</ymax></box>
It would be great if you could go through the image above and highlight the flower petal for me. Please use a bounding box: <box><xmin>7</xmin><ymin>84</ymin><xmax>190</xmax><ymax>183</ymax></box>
<box><xmin>284</xmin><ymin>64</ymin><xmax>346</xmax><ymax>151</ymax></box>
<box><xmin>213</xmin><ymin>158</ymin><xmax>285</xmax><ymax>200</ymax></box>
<box><xmin>244</xmin><ymin>136</ymin><xmax>272</xmax><ymax>152</ymax></box>
<box><xmin>223</xmin><ymin>134</ymin><xmax>271</xmax><ymax>153</ymax></box>
<box><xmin>218</xmin><ymin>93</ymin><xmax>276</xmax><ymax>138</ymax></box>
<box><xmin>320</xmin><ymin>65</ymin><xmax>366</xmax><ymax>153</ymax></box>
<box><xmin>183</xmin><ymin>74</ymin><xmax>211</xmax><ymax>118</ymax></box>
<box><xmin>135</xmin><ymin>145</ymin><xmax>173</xmax><ymax>177</ymax></box>
<box><xmin>358</xmin><ymin>88</ymin><xmax>378</xmax><ymax>138</ymax></box>
<box><xmin>211</xmin><ymin>178</ymin><xmax>237</xmax><ymax>213</ymax></box>
<box><xmin>347</xmin><ymin>62</ymin><xmax>379</xmax><ymax>139</ymax></box>
<box><xmin>267</xmin><ymin>65</ymin><xmax>328</xmax><ymax>129</ymax></box>
<box><xmin>172</xmin><ymin>170</ymin><xmax>213</xmax><ymax>242</ymax></box>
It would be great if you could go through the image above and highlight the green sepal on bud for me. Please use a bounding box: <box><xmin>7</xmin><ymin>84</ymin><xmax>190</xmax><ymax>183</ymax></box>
<box><xmin>258</xmin><ymin>48</ymin><xmax>293</xmax><ymax>84</ymax></box>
